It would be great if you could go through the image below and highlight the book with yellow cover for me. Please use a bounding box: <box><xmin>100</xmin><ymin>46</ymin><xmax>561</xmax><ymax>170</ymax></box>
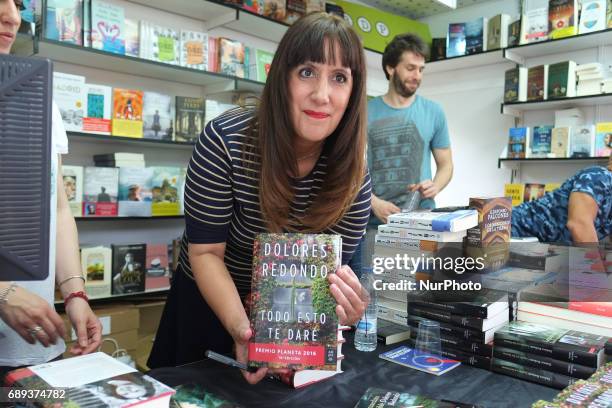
<box><xmin>112</xmin><ymin>88</ymin><xmax>143</xmax><ymax>138</ymax></box>
<box><xmin>504</xmin><ymin>184</ymin><xmax>525</xmax><ymax>207</ymax></box>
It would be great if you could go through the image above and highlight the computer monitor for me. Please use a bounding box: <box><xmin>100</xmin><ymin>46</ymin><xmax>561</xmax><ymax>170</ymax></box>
<box><xmin>0</xmin><ymin>53</ymin><xmax>52</xmax><ymax>280</ymax></box>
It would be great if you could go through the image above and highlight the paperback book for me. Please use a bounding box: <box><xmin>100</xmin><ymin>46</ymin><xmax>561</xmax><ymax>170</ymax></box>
<box><xmin>354</xmin><ymin>387</ymin><xmax>480</xmax><ymax>408</ymax></box>
<box><xmin>247</xmin><ymin>233</ymin><xmax>341</xmax><ymax>371</ymax></box>
<box><xmin>111</xmin><ymin>243</ymin><xmax>146</xmax><ymax>294</ymax></box>
<box><xmin>53</xmin><ymin>72</ymin><xmax>87</xmax><ymax>132</ymax></box>
<box><xmin>387</xmin><ymin>210</ymin><xmax>478</xmax><ymax>232</ymax></box>
<box><xmin>594</xmin><ymin>122</ymin><xmax>612</xmax><ymax>157</ymax></box>
<box><xmin>91</xmin><ymin>0</ymin><xmax>125</xmax><ymax>54</ymax></box>
<box><xmin>83</xmin><ymin>166</ymin><xmax>118</xmax><ymax>216</ymax></box>
<box><xmin>151</xmin><ymin>167</ymin><xmax>181</xmax><ymax>216</ymax></box>
<box><xmin>112</xmin><ymin>88</ymin><xmax>143</xmax><ymax>138</ymax></box>
<box><xmin>180</xmin><ymin>30</ymin><xmax>208</xmax><ymax>70</ymax></box>
<box><xmin>531</xmin><ymin>125</ymin><xmax>553</xmax><ymax>157</ymax></box>
<box><xmin>175</xmin><ymin>96</ymin><xmax>205</xmax><ymax>143</ymax></box>
<box><xmin>143</xmin><ymin>92</ymin><xmax>174</xmax><ymax>141</ymax></box>
<box><xmin>145</xmin><ymin>243</ymin><xmax>170</xmax><ymax>290</ymax></box>
<box><xmin>446</xmin><ymin>23</ymin><xmax>466</xmax><ymax>58</ymax></box>
<box><xmin>83</xmin><ymin>83</ymin><xmax>112</xmax><ymax>135</ymax></box>
<box><xmin>379</xmin><ymin>345</ymin><xmax>461</xmax><ymax>376</ymax></box>
<box><xmin>62</xmin><ymin>165</ymin><xmax>83</xmax><ymax>217</ymax></box>
<box><xmin>80</xmin><ymin>245</ymin><xmax>112</xmax><ymax>299</ymax></box>
<box><xmin>117</xmin><ymin>167</ymin><xmax>153</xmax><ymax>217</ymax></box>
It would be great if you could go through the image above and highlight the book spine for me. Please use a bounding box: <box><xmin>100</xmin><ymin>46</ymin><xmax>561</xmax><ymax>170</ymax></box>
<box><xmin>493</xmin><ymin>335</ymin><xmax>554</xmax><ymax>356</ymax></box>
<box><xmin>408</xmin><ymin>316</ymin><xmax>487</xmax><ymax>343</ymax></box>
<box><xmin>409</xmin><ymin>330</ymin><xmax>493</xmax><ymax>357</ymax></box>
<box><xmin>407</xmin><ymin>297</ymin><xmax>488</xmax><ymax>318</ymax></box>
<box><xmin>553</xmin><ymin>343</ymin><xmax>601</xmax><ymax>368</ymax></box>
<box><xmin>493</xmin><ymin>347</ymin><xmax>596</xmax><ymax>380</ymax></box>
<box><xmin>491</xmin><ymin>358</ymin><xmax>578</xmax><ymax>389</ymax></box>
<box><xmin>406</xmin><ymin>338</ymin><xmax>491</xmax><ymax>369</ymax></box>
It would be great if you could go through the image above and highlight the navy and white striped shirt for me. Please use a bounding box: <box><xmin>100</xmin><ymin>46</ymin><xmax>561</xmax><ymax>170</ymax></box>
<box><xmin>179</xmin><ymin>108</ymin><xmax>372</xmax><ymax>296</ymax></box>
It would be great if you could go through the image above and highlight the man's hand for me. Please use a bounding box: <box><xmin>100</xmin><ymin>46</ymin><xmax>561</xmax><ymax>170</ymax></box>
<box><xmin>0</xmin><ymin>285</ymin><xmax>65</xmax><ymax>347</ymax></box>
<box><xmin>328</xmin><ymin>265</ymin><xmax>368</xmax><ymax>326</ymax></box>
<box><xmin>64</xmin><ymin>298</ymin><xmax>102</xmax><ymax>355</ymax></box>
<box><xmin>409</xmin><ymin>179</ymin><xmax>440</xmax><ymax>199</ymax></box>
<box><xmin>372</xmin><ymin>195</ymin><xmax>400</xmax><ymax>224</ymax></box>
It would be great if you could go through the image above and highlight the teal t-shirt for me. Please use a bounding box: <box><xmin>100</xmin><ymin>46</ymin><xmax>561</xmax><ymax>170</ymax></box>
<box><xmin>367</xmin><ymin>95</ymin><xmax>450</xmax><ymax>211</ymax></box>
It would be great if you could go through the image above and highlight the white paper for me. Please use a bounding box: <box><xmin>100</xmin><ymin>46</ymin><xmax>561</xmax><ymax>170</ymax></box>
<box><xmin>30</xmin><ymin>352</ymin><xmax>135</xmax><ymax>388</ymax></box>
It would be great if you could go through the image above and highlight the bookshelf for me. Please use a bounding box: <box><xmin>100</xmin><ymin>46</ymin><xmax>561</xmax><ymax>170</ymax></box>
<box><xmin>498</xmin><ymin>157</ymin><xmax>608</xmax><ymax>169</ymax></box>
<box><xmin>501</xmin><ymin>94</ymin><xmax>612</xmax><ymax>116</ymax></box>
<box><xmin>426</xmin><ymin>49</ymin><xmax>508</xmax><ymax>74</ymax></box>
<box><xmin>68</xmin><ymin>132</ymin><xmax>196</xmax><ymax>150</ymax></box>
<box><xmin>54</xmin><ymin>288</ymin><xmax>169</xmax><ymax>310</ymax></box>
<box><xmin>504</xmin><ymin>29</ymin><xmax>612</xmax><ymax>65</ymax></box>
<box><xmin>75</xmin><ymin>215</ymin><xmax>185</xmax><ymax>221</ymax></box>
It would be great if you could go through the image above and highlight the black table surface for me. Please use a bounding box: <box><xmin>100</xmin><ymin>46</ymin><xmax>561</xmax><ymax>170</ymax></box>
<box><xmin>148</xmin><ymin>332</ymin><xmax>560</xmax><ymax>408</ymax></box>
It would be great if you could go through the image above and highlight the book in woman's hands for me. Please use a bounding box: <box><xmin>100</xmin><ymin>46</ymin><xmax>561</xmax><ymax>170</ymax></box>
<box><xmin>247</xmin><ymin>233</ymin><xmax>341</xmax><ymax>371</ymax></box>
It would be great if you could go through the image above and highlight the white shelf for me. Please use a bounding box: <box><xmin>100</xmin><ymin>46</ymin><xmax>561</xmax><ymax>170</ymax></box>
<box><xmin>427</xmin><ymin>50</ymin><xmax>507</xmax><ymax>74</ymax></box>
<box><xmin>501</xmin><ymin>93</ymin><xmax>612</xmax><ymax>116</ymax></box>
<box><xmin>504</xmin><ymin>29</ymin><xmax>612</xmax><ymax>65</ymax></box>
<box><xmin>498</xmin><ymin>157</ymin><xmax>608</xmax><ymax>168</ymax></box>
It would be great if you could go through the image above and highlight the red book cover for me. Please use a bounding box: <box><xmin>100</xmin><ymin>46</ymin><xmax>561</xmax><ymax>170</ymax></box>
<box><xmin>248</xmin><ymin>233</ymin><xmax>341</xmax><ymax>371</ymax></box>
<box><xmin>145</xmin><ymin>243</ymin><xmax>170</xmax><ymax>291</ymax></box>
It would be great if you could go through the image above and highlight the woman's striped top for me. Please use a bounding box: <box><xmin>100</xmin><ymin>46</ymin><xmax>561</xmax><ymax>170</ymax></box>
<box><xmin>179</xmin><ymin>108</ymin><xmax>372</xmax><ymax>296</ymax></box>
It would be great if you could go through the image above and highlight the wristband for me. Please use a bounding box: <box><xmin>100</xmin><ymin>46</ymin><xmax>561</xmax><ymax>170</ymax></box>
<box><xmin>64</xmin><ymin>291</ymin><xmax>89</xmax><ymax>306</ymax></box>
<box><xmin>58</xmin><ymin>275</ymin><xmax>85</xmax><ymax>288</ymax></box>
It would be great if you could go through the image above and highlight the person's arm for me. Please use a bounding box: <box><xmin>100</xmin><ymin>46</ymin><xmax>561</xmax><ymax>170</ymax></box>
<box><xmin>410</xmin><ymin>148</ymin><xmax>453</xmax><ymax>199</ymax></box>
<box><xmin>566</xmin><ymin>191</ymin><xmax>599</xmax><ymax>244</ymax></box>
<box><xmin>188</xmin><ymin>242</ymin><xmax>273</xmax><ymax>384</ymax></box>
<box><xmin>56</xmin><ymin>157</ymin><xmax>102</xmax><ymax>355</ymax></box>
<box><xmin>371</xmin><ymin>194</ymin><xmax>400</xmax><ymax>224</ymax></box>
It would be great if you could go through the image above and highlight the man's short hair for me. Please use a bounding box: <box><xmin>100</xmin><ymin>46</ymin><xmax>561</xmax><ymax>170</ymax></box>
<box><xmin>382</xmin><ymin>33</ymin><xmax>430</xmax><ymax>80</ymax></box>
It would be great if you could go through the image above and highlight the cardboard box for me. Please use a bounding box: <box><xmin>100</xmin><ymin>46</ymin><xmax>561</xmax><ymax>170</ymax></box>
<box><xmin>135</xmin><ymin>301</ymin><xmax>165</xmax><ymax>338</ymax></box>
<box><xmin>61</xmin><ymin>305</ymin><xmax>139</xmax><ymax>342</ymax></box>
<box><xmin>63</xmin><ymin>329</ymin><xmax>138</xmax><ymax>358</ymax></box>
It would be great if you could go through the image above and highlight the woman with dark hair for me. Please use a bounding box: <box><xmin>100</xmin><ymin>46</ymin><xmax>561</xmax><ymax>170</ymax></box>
<box><xmin>148</xmin><ymin>12</ymin><xmax>371</xmax><ymax>384</ymax></box>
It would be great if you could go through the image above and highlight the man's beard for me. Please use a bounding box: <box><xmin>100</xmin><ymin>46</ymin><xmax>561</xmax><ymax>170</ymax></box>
<box><xmin>392</xmin><ymin>74</ymin><xmax>419</xmax><ymax>98</ymax></box>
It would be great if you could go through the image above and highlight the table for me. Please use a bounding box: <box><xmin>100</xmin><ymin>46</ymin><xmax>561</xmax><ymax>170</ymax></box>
<box><xmin>148</xmin><ymin>332</ymin><xmax>560</xmax><ymax>408</ymax></box>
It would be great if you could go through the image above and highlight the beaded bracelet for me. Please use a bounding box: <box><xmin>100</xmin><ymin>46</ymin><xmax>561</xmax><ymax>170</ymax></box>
<box><xmin>64</xmin><ymin>291</ymin><xmax>89</xmax><ymax>306</ymax></box>
<box><xmin>0</xmin><ymin>283</ymin><xmax>17</xmax><ymax>306</ymax></box>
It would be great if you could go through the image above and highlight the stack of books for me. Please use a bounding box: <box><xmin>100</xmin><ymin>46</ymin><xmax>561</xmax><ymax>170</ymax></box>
<box><xmin>493</xmin><ymin>321</ymin><xmax>607</xmax><ymax>389</ymax></box>
<box><xmin>576</xmin><ymin>63</ymin><xmax>608</xmax><ymax>96</ymax></box>
<box><xmin>405</xmin><ymin>289</ymin><xmax>510</xmax><ymax>370</ymax></box>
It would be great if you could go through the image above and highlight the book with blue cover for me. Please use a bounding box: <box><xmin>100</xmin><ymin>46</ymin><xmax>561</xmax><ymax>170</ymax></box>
<box><xmin>379</xmin><ymin>345</ymin><xmax>461</xmax><ymax>376</ymax></box>
<box><xmin>531</xmin><ymin>125</ymin><xmax>553</xmax><ymax>157</ymax></box>
<box><xmin>508</xmin><ymin>127</ymin><xmax>530</xmax><ymax>158</ymax></box>
<box><xmin>387</xmin><ymin>210</ymin><xmax>478</xmax><ymax>232</ymax></box>
<box><xmin>446</xmin><ymin>23</ymin><xmax>466</xmax><ymax>57</ymax></box>
<box><xmin>465</xmin><ymin>17</ymin><xmax>486</xmax><ymax>54</ymax></box>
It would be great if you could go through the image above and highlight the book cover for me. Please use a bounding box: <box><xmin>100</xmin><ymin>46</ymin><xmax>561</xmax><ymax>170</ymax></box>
<box><xmin>255</xmin><ymin>49</ymin><xmax>274</xmax><ymax>83</ymax></box>
<box><xmin>83</xmin><ymin>166</ymin><xmax>118</xmax><ymax>216</ymax></box>
<box><xmin>430</xmin><ymin>38</ymin><xmax>446</xmax><ymax>61</ymax></box>
<box><xmin>81</xmin><ymin>245</ymin><xmax>112</xmax><ymax>299</ymax></box>
<box><xmin>171</xmin><ymin>384</ymin><xmax>242</xmax><ymax>407</ymax></box>
<box><xmin>504</xmin><ymin>67</ymin><xmax>527</xmax><ymax>103</ymax></box>
<box><xmin>355</xmin><ymin>387</ymin><xmax>480</xmax><ymax>408</ymax></box>
<box><xmin>545</xmin><ymin>183</ymin><xmax>560</xmax><ymax>192</ymax></box>
<box><xmin>305</xmin><ymin>0</ymin><xmax>325</xmax><ymax>13</ymax></box>
<box><xmin>91</xmin><ymin>0</ymin><xmax>125</xmax><ymax>55</ymax></box>
<box><xmin>492</xmin><ymin>358</ymin><xmax>577</xmax><ymax>389</ymax></box>
<box><xmin>531</xmin><ymin>125</ymin><xmax>553</xmax><ymax>157</ymax></box>
<box><xmin>379</xmin><ymin>346</ymin><xmax>461</xmax><ymax>376</ymax></box>
<box><xmin>507</xmin><ymin>19</ymin><xmax>521</xmax><ymax>46</ymax></box>
<box><xmin>408</xmin><ymin>303</ymin><xmax>508</xmax><ymax>332</ymax></box>
<box><xmin>507</xmin><ymin>127</ymin><xmax>530</xmax><ymax>158</ymax></box>
<box><xmin>594</xmin><ymin>122</ymin><xmax>612</xmax><ymax>157</ymax></box>
<box><xmin>47</xmin><ymin>0</ymin><xmax>83</xmax><ymax>45</ymax></box>
<box><xmin>139</xmin><ymin>22</ymin><xmax>179</xmax><ymax>65</ymax></box>
<box><xmin>175</xmin><ymin>96</ymin><xmax>205</xmax><ymax>143</ymax></box>
<box><xmin>545</xmin><ymin>363</ymin><xmax>612</xmax><ymax>406</ymax></box>
<box><xmin>521</xmin><ymin>0</ymin><xmax>549</xmax><ymax>44</ymax></box>
<box><xmin>527</xmin><ymin>65</ymin><xmax>547</xmax><ymax>101</ymax></box>
<box><xmin>118</xmin><ymin>167</ymin><xmax>153</xmax><ymax>217</ymax></box>
<box><xmin>487</xmin><ymin>14</ymin><xmax>509</xmax><ymax>50</ymax></box>
<box><xmin>178</xmin><ymin>167</ymin><xmax>187</xmax><ymax>215</ymax></box>
<box><xmin>145</xmin><ymin>243</ymin><xmax>170</xmax><ymax>291</ymax></box>
<box><xmin>4</xmin><ymin>353</ymin><xmax>175</xmax><ymax>406</ymax></box>
<box><xmin>83</xmin><ymin>83</ymin><xmax>112</xmax><ymax>135</ymax></box>
<box><xmin>218</xmin><ymin>38</ymin><xmax>246</xmax><ymax>78</ymax></box>
<box><xmin>248</xmin><ymin>233</ymin><xmax>341</xmax><ymax>370</ymax></box>
<box><xmin>112</xmin><ymin>88</ymin><xmax>143</xmax><ymax>138</ymax></box>
<box><xmin>387</xmin><ymin>210</ymin><xmax>478</xmax><ymax>232</ymax></box>
<box><xmin>465</xmin><ymin>17</ymin><xmax>486</xmax><ymax>54</ymax></box>
<box><xmin>523</xmin><ymin>183</ymin><xmax>546</xmax><ymax>202</ymax></box>
<box><xmin>446</xmin><ymin>23</ymin><xmax>466</xmax><ymax>58</ymax></box>
<box><xmin>112</xmin><ymin>243</ymin><xmax>146</xmax><ymax>294</ymax></box>
<box><xmin>377</xmin><ymin>225</ymin><xmax>466</xmax><ymax>242</ymax></box>
<box><xmin>548</xmin><ymin>0</ymin><xmax>578</xmax><ymax>39</ymax></box>
<box><xmin>547</xmin><ymin>61</ymin><xmax>576</xmax><ymax>99</ymax></box>
<box><xmin>243</xmin><ymin>0</ymin><xmax>260</xmax><ymax>12</ymax></box>
<box><xmin>466</xmin><ymin>197</ymin><xmax>512</xmax><ymax>247</ymax></box>
<box><xmin>53</xmin><ymin>72</ymin><xmax>87</xmax><ymax>132</ymax></box>
<box><xmin>406</xmin><ymin>289</ymin><xmax>509</xmax><ymax>319</ymax></box>
<box><xmin>569</xmin><ymin>125</ymin><xmax>595</xmax><ymax>157</ymax></box>
<box><xmin>143</xmin><ymin>91</ymin><xmax>174</xmax><ymax>141</ymax></box>
<box><xmin>261</xmin><ymin>0</ymin><xmax>286</xmax><ymax>21</ymax></box>
<box><xmin>151</xmin><ymin>167</ymin><xmax>180</xmax><ymax>216</ymax></box>
<box><xmin>62</xmin><ymin>165</ymin><xmax>83</xmax><ymax>217</ymax></box>
<box><xmin>579</xmin><ymin>0</ymin><xmax>607</xmax><ymax>34</ymax></box>
<box><xmin>504</xmin><ymin>183</ymin><xmax>525</xmax><ymax>207</ymax></box>
<box><xmin>124</xmin><ymin>18</ymin><xmax>139</xmax><ymax>57</ymax></box>
<box><xmin>180</xmin><ymin>30</ymin><xmax>208</xmax><ymax>71</ymax></box>
<box><xmin>550</xmin><ymin>127</ymin><xmax>570</xmax><ymax>157</ymax></box>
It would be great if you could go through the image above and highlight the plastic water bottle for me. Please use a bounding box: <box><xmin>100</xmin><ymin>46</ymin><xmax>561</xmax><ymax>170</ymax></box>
<box><xmin>354</xmin><ymin>268</ymin><xmax>377</xmax><ymax>352</ymax></box>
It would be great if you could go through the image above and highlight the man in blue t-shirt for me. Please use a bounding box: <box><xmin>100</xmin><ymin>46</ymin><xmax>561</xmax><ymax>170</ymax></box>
<box><xmin>368</xmin><ymin>33</ymin><xmax>453</xmax><ymax>223</ymax></box>
<box><xmin>511</xmin><ymin>158</ymin><xmax>612</xmax><ymax>245</ymax></box>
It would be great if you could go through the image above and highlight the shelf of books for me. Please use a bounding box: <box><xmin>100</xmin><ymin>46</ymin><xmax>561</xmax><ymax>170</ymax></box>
<box><xmin>504</xmin><ymin>29</ymin><xmax>612</xmax><ymax>65</ymax></box>
<box><xmin>67</xmin><ymin>132</ymin><xmax>196</xmax><ymax>150</ymax></box>
<box><xmin>497</xmin><ymin>156</ymin><xmax>608</xmax><ymax>169</ymax></box>
<box><xmin>426</xmin><ymin>50</ymin><xmax>507</xmax><ymax>74</ymax></box>
<box><xmin>26</xmin><ymin>38</ymin><xmax>259</xmax><ymax>93</ymax></box>
<box><xmin>75</xmin><ymin>215</ymin><xmax>184</xmax><ymax>221</ymax></box>
<box><xmin>502</xmin><ymin>93</ymin><xmax>612</xmax><ymax>116</ymax></box>
<box><xmin>54</xmin><ymin>288</ymin><xmax>169</xmax><ymax>310</ymax></box>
